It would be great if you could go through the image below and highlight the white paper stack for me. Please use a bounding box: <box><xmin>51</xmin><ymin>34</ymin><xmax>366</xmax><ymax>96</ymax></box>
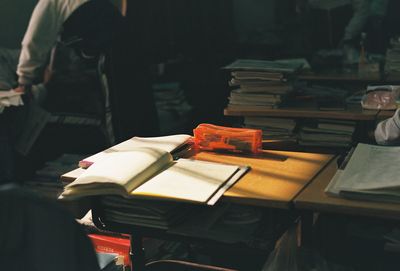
<box><xmin>0</xmin><ymin>90</ymin><xmax>23</xmax><ymax>113</ymax></box>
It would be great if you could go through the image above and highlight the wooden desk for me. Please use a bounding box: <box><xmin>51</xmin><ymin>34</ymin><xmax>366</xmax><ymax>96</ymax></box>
<box><xmin>63</xmin><ymin>150</ymin><xmax>333</xmax><ymax>270</ymax></box>
<box><xmin>294</xmin><ymin>157</ymin><xmax>400</xmax><ymax>220</ymax></box>
<box><xmin>224</xmin><ymin>105</ymin><xmax>379</xmax><ymax>121</ymax></box>
<box><xmin>193</xmin><ymin>150</ymin><xmax>333</xmax><ymax>209</ymax></box>
<box><xmin>62</xmin><ymin>150</ymin><xmax>334</xmax><ymax>209</ymax></box>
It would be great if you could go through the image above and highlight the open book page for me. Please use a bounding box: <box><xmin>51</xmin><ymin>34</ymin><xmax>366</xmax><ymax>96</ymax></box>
<box><xmin>324</xmin><ymin>169</ymin><xmax>344</xmax><ymax>196</ymax></box>
<box><xmin>62</xmin><ymin>147</ymin><xmax>172</xmax><ymax>198</ymax></box>
<box><xmin>79</xmin><ymin>134</ymin><xmax>191</xmax><ymax>168</ymax></box>
<box><xmin>132</xmin><ymin>159</ymin><xmax>247</xmax><ymax>205</ymax></box>
<box><xmin>336</xmin><ymin>144</ymin><xmax>400</xmax><ymax>191</ymax></box>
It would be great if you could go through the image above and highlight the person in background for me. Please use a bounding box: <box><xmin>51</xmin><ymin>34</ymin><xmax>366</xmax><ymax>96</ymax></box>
<box><xmin>301</xmin><ymin>0</ymin><xmax>390</xmax><ymax>63</ymax></box>
<box><xmin>374</xmin><ymin>109</ymin><xmax>400</xmax><ymax>145</ymax></box>
<box><xmin>341</xmin><ymin>0</ymin><xmax>389</xmax><ymax>64</ymax></box>
<box><xmin>13</xmin><ymin>0</ymin><xmax>125</xmax><ymax>99</ymax></box>
<box><xmin>0</xmin><ymin>0</ymin><xmax>125</xmax><ymax>184</ymax></box>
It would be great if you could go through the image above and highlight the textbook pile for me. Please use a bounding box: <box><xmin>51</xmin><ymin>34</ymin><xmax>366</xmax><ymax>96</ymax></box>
<box><xmin>224</xmin><ymin>59</ymin><xmax>302</xmax><ymax>109</ymax></box>
<box><xmin>298</xmin><ymin>119</ymin><xmax>355</xmax><ymax>148</ymax></box>
<box><xmin>99</xmin><ymin>196</ymin><xmax>191</xmax><ymax>230</ymax></box>
<box><xmin>243</xmin><ymin>116</ymin><xmax>297</xmax><ymax>143</ymax></box>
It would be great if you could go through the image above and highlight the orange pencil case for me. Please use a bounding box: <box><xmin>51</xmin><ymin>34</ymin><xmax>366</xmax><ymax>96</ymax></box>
<box><xmin>193</xmin><ymin>123</ymin><xmax>262</xmax><ymax>154</ymax></box>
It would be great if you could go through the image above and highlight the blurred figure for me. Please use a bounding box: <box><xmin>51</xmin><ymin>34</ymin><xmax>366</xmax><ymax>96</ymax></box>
<box><xmin>375</xmin><ymin>109</ymin><xmax>400</xmax><ymax>145</ymax></box>
<box><xmin>13</xmin><ymin>0</ymin><xmax>124</xmax><ymax>98</ymax></box>
<box><xmin>301</xmin><ymin>0</ymin><xmax>389</xmax><ymax>64</ymax></box>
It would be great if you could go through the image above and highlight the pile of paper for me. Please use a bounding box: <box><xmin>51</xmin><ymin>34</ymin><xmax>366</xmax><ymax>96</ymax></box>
<box><xmin>325</xmin><ymin>143</ymin><xmax>400</xmax><ymax>203</ymax></box>
<box><xmin>0</xmin><ymin>90</ymin><xmax>23</xmax><ymax>113</ymax></box>
<box><xmin>243</xmin><ymin>116</ymin><xmax>297</xmax><ymax>142</ymax></box>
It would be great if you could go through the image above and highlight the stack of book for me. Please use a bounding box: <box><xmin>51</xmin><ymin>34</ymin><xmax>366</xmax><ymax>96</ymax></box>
<box><xmin>100</xmin><ymin>196</ymin><xmax>191</xmax><ymax>230</ymax></box>
<box><xmin>169</xmin><ymin>203</ymin><xmax>276</xmax><ymax>251</ymax></box>
<box><xmin>243</xmin><ymin>116</ymin><xmax>297</xmax><ymax>143</ymax></box>
<box><xmin>385</xmin><ymin>36</ymin><xmax>400</xmax><ymax>76</ymax></box>
<box><xmin>298</xmin><ymin>119</ymin><xmax>355</xmax><ymax>147</ymax></box>
<box><xmin>296</xmin><ymin>84</ymin><xmax>348</xmax><ymax>111</ymax></box>
<box><xmin>224</xmin><ymin>59</ymin><xmax>302</xmax><ymax>109</ymax></box>
<box><xmin>25</xmin><ymin>153</ymin><xmax>86</xmax><ymax>198</ymax></box>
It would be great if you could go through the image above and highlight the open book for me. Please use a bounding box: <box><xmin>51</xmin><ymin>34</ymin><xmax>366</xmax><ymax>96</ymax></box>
<box><xmin>79</xmin><ymin>134</ymin><xmax>192</xmax><ymax>168</ymax></box>
<box><xmin>61</xmin><ymin>147</ymin><xmax>249</xmax><ymax>205</ymax></box>
<box><xmin>325</xmin><ymin>143</ymin><xmax>400</xmax><ymax>203</ymax></box>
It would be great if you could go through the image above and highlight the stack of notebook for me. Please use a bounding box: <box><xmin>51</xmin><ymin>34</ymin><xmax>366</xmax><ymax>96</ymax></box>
<box><xmin>243</xmin><ymin>116</ymin><xmax>297</xmax><ymax>143</ymax></box>
<box><xmin>100</xmin><ymin>196</ymin><xmax>191</xmax><ymax>230</ymax></box>
<box><xmin>224</xmin><ymin>59</ymin><xmax>302</xmax><ymax>109</ymax></box>
<box><xmin>298</xmin><ymin>119</ymin><xmax>355</xmax><ymax>148</ymax></box>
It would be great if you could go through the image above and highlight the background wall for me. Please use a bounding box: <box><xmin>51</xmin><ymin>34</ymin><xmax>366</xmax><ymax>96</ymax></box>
<box><xmin>0</xmin><ymin>0</ymin><xmax>37</xmax><ymax>48</ymax></box>
<box><xmin>233</xmin><ymin>0</ymin><xmax>276</xmax><ymax>45</ymax></box>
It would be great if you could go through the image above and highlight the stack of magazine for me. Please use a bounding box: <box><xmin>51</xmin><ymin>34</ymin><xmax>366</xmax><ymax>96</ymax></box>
<box><xmin>298</xmin><ymin>119</ymin><xmax>355</xmax><ymax>148</ymax></box>
<box><xmin>243</xmin><ymin>116</ymin><xmax>297</xmax><ymax>143</ymax></box>
<box><xmin>325</xmin><ymin>143</ymin><xmax>400</xmax><ymax>203</ymax></box>
<box><xmin>100</xmin><ymin>196</ymin><xmax>191</xmax><ymax>230</ymax></box>
<box><xmin>224</xmin><ymin>59</ymin><xmax>303</xmax><ymax>109</ymax></box>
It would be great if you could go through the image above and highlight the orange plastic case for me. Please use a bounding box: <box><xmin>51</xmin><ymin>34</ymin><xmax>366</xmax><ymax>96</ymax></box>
<box><xmin>193</xmin><ymin>123</ymin><xmax>262</xmax><ymax>154</ymax></box>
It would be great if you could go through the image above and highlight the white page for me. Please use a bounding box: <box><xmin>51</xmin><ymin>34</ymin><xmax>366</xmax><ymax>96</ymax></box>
<box><xmin>80</xmin><ymin>134</ymin><xmax>191</xmax><ymax>167</ymax></box>
<box><xmin>324</xmin><ymin>169</ymin><xmax>344</xmax><ymax>197</ymax></box>
<box><xmin>0</xmin><ymin>90</ymin><xmax>21</xmax><ymax>98</ymax></box>
<box><xmin>337</xmin><ymin>143</ymin><xmax>400</xmax><ymax>191</ymax></box>
<box><xmin>132</xmin><ymin>159</ymin><xmax>241</xmax><ymax>204</ymax></box>
<box><xmin>66</xmin><ymin>147</ymin><xmax>171</xmax><ymax>191</ymax></box>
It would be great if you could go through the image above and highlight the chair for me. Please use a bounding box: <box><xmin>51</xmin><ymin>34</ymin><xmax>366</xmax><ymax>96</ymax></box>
<box><xmin>0</xmin><ymin>184</ymin><xmax>100</xmax><ymax>271</ymax></box>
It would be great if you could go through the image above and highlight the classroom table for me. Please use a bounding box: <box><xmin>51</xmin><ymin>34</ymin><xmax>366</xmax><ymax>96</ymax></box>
<box><xmin>63</xmin><ymin>149</ymin><xmax>333</xmax><ymax>270</ymax></box>
<box><xmin>294</xmin><ymin>157</ymin><xmax>400</xmax><ymax>220</ymax></box>
<box><xmin>294</xmin><ymin>156</ymin><xmax>400</xmax><ymax>247</ymax></box>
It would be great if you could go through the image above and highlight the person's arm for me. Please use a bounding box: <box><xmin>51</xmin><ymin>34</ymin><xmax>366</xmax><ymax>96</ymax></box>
<box><xmin>343</xmin><ymin>0</ymin><xmax>370</xmax><ymax>42</ymax></box>
<box><xmin>374</xmin><ymin>109</ymin><xmax>400</xmax><ymax>145</ymax></box>
<box><xmin>16</xmin><ymin>0</ymin><xmax>65</xmax><ymax>88</ymax></box>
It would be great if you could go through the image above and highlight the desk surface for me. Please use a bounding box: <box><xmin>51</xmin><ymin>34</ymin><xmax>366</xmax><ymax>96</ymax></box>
<box><xmin>192</xmin><ymin>150</ymin><xmax>333</xmax><ymax>209</ymax></box>
<box><xmin>224</xmin><ymin>105</ymin><xmax>378</xmax><ymax>120</ymax></box>
<box><xmin>62</xmin><ymin>150</ymin><xmax>333</xmax><ymax>210</ymax></box>
<box><xmin>294</xmin><ymin>157</ymin><xmax>400</xmax><ymax>220</ymax></box>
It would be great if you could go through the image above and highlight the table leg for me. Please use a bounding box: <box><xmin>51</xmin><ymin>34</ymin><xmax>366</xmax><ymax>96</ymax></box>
<box><xmin>130</xmin><ymin>235</ymin><xmax>145</xmax><ymax>271</ymax></box>
<box><xmin>300</xmin><ymin>211</ymin><xmax>313</xmax><ymax>248</ymax></box>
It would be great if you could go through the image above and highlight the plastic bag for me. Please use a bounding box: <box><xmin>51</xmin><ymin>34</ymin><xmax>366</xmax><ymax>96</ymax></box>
<box><xmin>261</xmin><ymin>225</ymin><xmax>354</xmax><ymax>271</ymax></box>
<box><xmin>361</xmin><ymin>85</ymin><xmax>400</xmax><ymax>110</ymax></box>
<box><xmin>261</xmin><ymin>225</ymin><xmax>298</xmax><ymax>271</ymax></box>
